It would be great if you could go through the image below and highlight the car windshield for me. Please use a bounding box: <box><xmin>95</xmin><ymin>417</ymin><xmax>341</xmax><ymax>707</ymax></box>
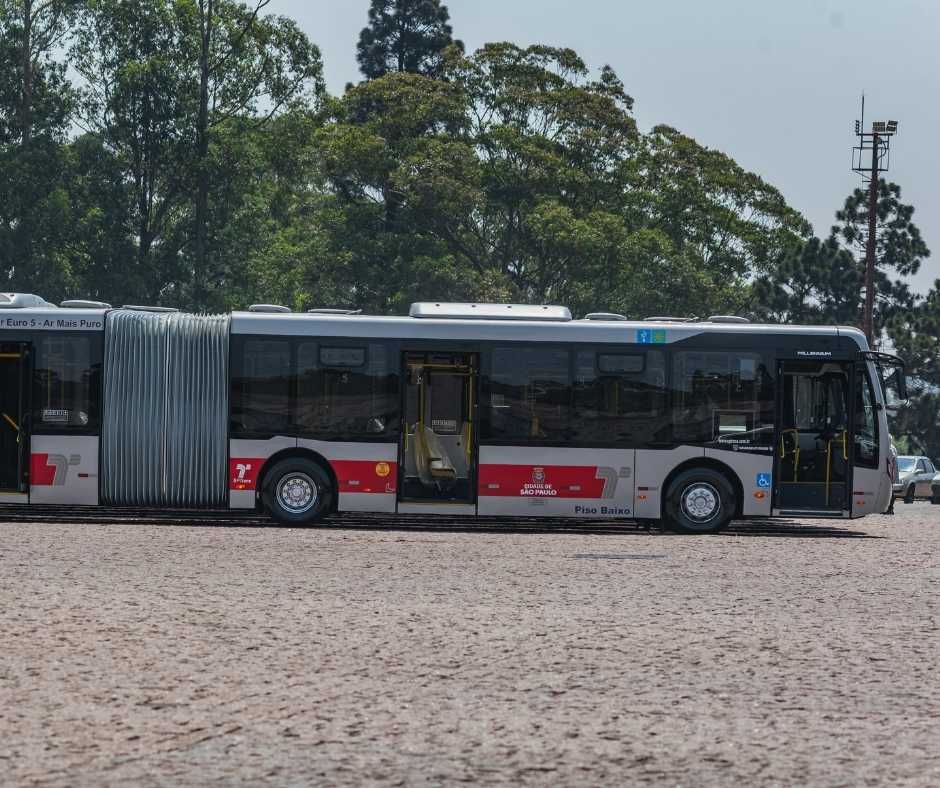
<box><xmin>897</xmin><ymin>458</ymin><xmax>916</xmax><ymax>472</ymax></box>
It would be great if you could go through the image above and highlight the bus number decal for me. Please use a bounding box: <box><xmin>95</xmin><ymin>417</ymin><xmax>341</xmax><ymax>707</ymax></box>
<box><xmin>229</xmin><ymin>459</ymin><xmax>262</xmax><ymax>491</ymax></box>
<box><xmin>30</xmin><ymin>453</ymin><xmax>81</xmax><ymax>486</ymax></box>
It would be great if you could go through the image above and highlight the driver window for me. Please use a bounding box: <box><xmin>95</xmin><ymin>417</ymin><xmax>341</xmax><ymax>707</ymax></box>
<box><xmin>854</xmin><ymin>368</ymin><xmax>879</xmax><ymax>469</ymax></box>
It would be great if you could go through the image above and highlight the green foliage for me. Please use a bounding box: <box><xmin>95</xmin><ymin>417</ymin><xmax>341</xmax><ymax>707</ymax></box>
<box><xmin>754</xmin><ymin>180</ymin><xmax>927</xmax><ymax>334</ymax></box>
<box><xmin>315</xmin><ymin>43</ymin><xmax>806</xmax><ymax>318</ymax></box>
<box><xmin>66</xmin><ymin>0</ymin><xmax>322</xmax><ymax>308</ymax></box>
<box><xmin>357</xmin><ymin>0</ymin><xmax>462</xmax><ymax>80</ymax></box>
<box><xmin>0</xmin><ymin>0</ymin><xmax>79</xmax><ymax>295</ymax></box>
<box><xmin>833</xmin><ymin>181</ymin><xmax>930</xmax><ymax>277</ymax></box>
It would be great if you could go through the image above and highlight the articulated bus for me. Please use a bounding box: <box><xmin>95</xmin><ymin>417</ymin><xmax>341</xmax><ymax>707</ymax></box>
<box><xmin>0</xmin><ymin>294</ymin><xmax>906</xmax><ymax>533</ymax></box>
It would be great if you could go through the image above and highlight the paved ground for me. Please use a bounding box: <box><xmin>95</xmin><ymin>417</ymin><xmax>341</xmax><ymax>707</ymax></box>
<box><xmin>0</xmin><ymin>505</ymin><xmax>938</xmax><ymax>787</ymax></box>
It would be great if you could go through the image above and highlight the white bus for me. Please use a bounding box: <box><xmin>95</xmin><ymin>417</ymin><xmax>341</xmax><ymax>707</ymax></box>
<box><xmin>0</xmin><ymin>294</ymin><xmax>905</xmax><ymax>533</ymax></box>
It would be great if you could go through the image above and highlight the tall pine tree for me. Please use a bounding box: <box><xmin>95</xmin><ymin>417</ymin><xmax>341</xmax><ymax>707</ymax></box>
<box><xmin>356</xmin><ymin>0</ymin><xmax>461</xmax><ymax>80</ymax></box>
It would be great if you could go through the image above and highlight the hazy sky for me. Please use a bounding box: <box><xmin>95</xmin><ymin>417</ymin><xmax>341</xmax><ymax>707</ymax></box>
<box><xmin>271</xmin><ymin>0</ymin><xmax>939</xmax><ymax>295</ymax></box>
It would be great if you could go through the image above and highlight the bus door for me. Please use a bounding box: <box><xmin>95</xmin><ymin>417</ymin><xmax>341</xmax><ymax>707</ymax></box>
<box><xmin>775</xmin><ymin>360</ymin><xmax>853</xmax><ymax>515</ymax></box>
<box><xmin>399</xmin><ymin>352</ymin><xmax>478</xmax><ymax>510</ymax></box>
<box><xmin>0</xmin><ymin>342</ymin><xmax>30</xmax><ymax>497</ymax></box>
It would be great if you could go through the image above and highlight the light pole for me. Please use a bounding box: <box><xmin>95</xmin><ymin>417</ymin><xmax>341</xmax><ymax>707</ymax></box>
<box><xmin>852</xmin><ymin>101</ymin><xmax>898</xmax><ymax>347</ymax></box>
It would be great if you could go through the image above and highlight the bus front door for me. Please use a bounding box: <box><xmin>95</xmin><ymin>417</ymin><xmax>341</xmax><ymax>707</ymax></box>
<box><xmin>0</xmin><ymin>342</ymin><xmax>29</xmax><ymax>497</ymax></box>
<box><xmin>399</xmin><ymin>352</ymin><xmax>478</xmax><ymax>510</ymax></box>
<box><xmin>775</xmin><ymin>360</ymin><xmax>853</xmax><ymax>515</ymax></box>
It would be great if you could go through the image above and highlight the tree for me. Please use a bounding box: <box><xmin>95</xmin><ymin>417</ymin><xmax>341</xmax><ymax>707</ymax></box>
<box><xmin>0</xmin><ymin>0</ymin><xmax>77</xmax><ymax>296</ymax></box>
<box><xmin>0</xmin><ymin>0</ymin><xmax>76</xmax><ymax>145</ymax></box>
<box><xmin>752</xmin><ymin>235</ymin><xmax>865</xmax><ymax>325</ymax></box>
<box><xmin>190</xmin><ymin>0</ymin><xmax>322</xmax><ymax>308</ymax></box>
<box><xmin>754</xmin><ymin>180</ymin><xmax>928</xmax><ymax>339</ymax></box>
<box><xmin>632</xmin><ymin>124</ymin><xmax>809</xmax><ymax>318</ymax></box>
<box><xmin>72</xmin><ymin>0</ymin><xmax>199</xmax><ymax>302</ymax></box>
<box><xmin>316</xmin><ymin>71</ymin><xmax>476</xmax><ymax>311</ymax></box>
<box><xmin>356</xmin><ymin>0</ymin><xmax>462</xmax><ymax>80</ymax></box>
<box><xmin>72</xmin><ymin>0</ymin><xmax>322</xmax><ymax>309</ymax></box>
<box><xmin>316</xmin><ymin>43</ymin><xmax>807</xmax><ymax>318</ymax></box>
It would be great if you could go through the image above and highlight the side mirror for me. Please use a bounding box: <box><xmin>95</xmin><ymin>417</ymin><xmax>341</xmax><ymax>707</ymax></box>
<box><xmin>883</xmin><ymin>367</ymin><xmax>908</xmax><ymax>402</ymax></box>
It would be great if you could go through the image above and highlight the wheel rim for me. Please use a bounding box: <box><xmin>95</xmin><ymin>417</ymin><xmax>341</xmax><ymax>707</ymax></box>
<box><xmin>680</xmin><ymin>482</ymin><xmax>721</xmax><ymax>523</ymax></box>
<box><xmin>277</xmin><ymin>472</ymin><xmax>318</xmax><ymax>514</ymax></box>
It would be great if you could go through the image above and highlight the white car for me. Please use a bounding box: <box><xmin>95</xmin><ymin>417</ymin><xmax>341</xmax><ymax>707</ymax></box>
<box><xmin>894</xmin><ymin>456</ymin><xmax>938</xmax><ymax>503</ymax></box>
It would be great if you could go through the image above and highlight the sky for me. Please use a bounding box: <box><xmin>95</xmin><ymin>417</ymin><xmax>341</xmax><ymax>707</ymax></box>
<box><xmin>271</xmin><ymin>0</ymin><xmax>939</xmax><ymax>295</ymax></box>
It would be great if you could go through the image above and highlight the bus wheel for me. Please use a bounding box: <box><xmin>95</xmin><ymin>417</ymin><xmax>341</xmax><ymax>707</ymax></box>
<box><xmin>664</xmin><ymin>469</ymin><xmax>735</xmax><ymax>535</ymax></box>
<box><xmin>262</xmin><ymin>458</ymin><xmax>334</xmax><ymax>526</ymax></box>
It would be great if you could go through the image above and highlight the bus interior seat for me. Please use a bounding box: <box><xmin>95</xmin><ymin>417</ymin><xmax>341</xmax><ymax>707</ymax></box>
<box><xmin>412</xmin><ymin>422</ymin><xmax>457</xmax><ymax>485</ymax></box>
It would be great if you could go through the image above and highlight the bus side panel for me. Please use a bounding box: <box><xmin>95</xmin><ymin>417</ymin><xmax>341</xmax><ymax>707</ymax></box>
<box><xmin>852</xmin><ymin>380</ymin><xmax>892</xmax><ymax>516</ymax></box>
<box><xmin>229</xmin><ymin>437</ymin><xmax>298</xmax><ymax>509</ymax></box>
<box><xmin>477</xmin><ymin>446</ymin><xmax>635</xmax><ymax>518</ymax></box>
<box><xmin>632</xmin><ymin>447</ymin><xmax>705</xmax><ymax>520</ymax></box>
<box><xmin>297</xmin><ymin>438</ymin><xmax>397</xmax><ymax>514</ymax></box>
<box><xmin>704</xmin><ymin>448</ymin><xmax>773</xmax><ymax>516</ymax></box>
<box><xmin>29</xmin><ymin>435</ymin><xmax>99</xmax><ymax>505</ymax></box>
<box><xmin>851</xmin><ymin>463</ymin><xmax>890</xmax><ymax>517</ymax></box>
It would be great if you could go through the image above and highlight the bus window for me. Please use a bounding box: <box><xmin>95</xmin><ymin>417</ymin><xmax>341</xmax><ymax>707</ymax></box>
<box><xmin>33</xmin><ymin>335</ymin><xmax>101</xmax><ymax>431</ymax></box>
<box><xmin>672</xmin><ymin>351</ymin><xmax>774</xmax><ymax>446</ymax></box>
<box><xmin>486</xmin><ymin>347</ymin><xmax>570</xmax><ymax>442</ymax></box>
<box><xmin>230</xmin><ymin>338</ymin><xmax>291</xmax><ymax>435</ymax></box>
<box><xmin>572</xmin><ymin>350</ymin><xmax>667</xmax><ymax>445</ymax></box>
<box><xmin>296</xmin><ymin>342</ymin><xmax>398</xmax><ymax>440</ymax></box>
<box><xmin>854</xmin><ymin>368</ymin><xmax>879</xmax><ymax>468</ymax></box>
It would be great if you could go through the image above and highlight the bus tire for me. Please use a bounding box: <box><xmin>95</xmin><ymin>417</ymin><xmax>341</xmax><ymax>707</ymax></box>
<box><xmin>664</xmin><ymin>468</ymin><xmax>735</xmax><ymax>535</ymax></box>
<box><xmin>903</xmin><ymin>485</ymin><xmax>915</xmax><ymax>504</ymax></box>
<box><xmin>262</xmin><ymin>458</ymin><xmax>334</xmax><ymax>526</ymax></box>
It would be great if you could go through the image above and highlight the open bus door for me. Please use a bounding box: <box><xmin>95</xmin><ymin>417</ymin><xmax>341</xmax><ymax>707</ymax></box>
<box><xmin>398</xmin><ymin>351</ymin><xmax>478</xmax><ymax>512</ymax></box>
<box><xmin>0</xmin><ymin>342</ymin><xmax>30</xmax><ymax>498</ymax></box>
<box><xmin>774</xmin><ymin>359</ymin><xmax>854</xmax><ymax>516</ymax></box>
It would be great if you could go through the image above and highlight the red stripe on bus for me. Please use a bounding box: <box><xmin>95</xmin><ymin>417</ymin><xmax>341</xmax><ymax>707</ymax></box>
<box><xmin>30</xmin><ymin>454</ymin><xmax>56</xmax><ymax>486</ymax></box>
<box><xmin>332</xmin><ymin>460</ymin><xmax>397</xmax><ymax>494</ymax></box>
<box><xmin>478</xmin><ymin>465</ymin><xmax>605</xmax><ymax>498</ymax></box>
<box><xmin>229</xmin><ymin>458</ymin><xmax>396</xmax><ymax>493</ymax></box>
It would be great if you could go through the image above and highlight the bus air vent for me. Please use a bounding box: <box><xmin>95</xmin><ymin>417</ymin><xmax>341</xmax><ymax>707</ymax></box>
<box><xmin>410</xmin><ymin>302</ymin><xmax>573</xmax><ymax>322</ymax></box>
<box><xmin>645</xmin><ymin>316</ymin><xmax>694</xmax><ymax>322</ymax></box>
<box><xmin>249</xmin><ymin>304</ymin><xmax>291</xmax><ymax>313</ymax></box>
<box><xmin>706</xmin><ymin>315</ymin><xmax>750</xmax><ymax>323</ymax></box>
<box><xmin>122</xmin><ymin>305</ymin><xmax>180</xmax><ymax>313</ymax></box>
<box><xmin>61</xmin><ymin>300</ymin><xmax>112</xmax><ymax>309</ymax></box>
<box><xmin>307</xmin><ymin>308</ymin><xmax>363</xmax><ymax>315</ymax></box>
<box><xmin>0</xmin><ymin>293</ymin><xmax>56</xmax><ymax>309</ymax></box>
<box><xmin>584</xmin><ymin>312</ymin><xmax>628</xmax><ymax>321</ymax></box>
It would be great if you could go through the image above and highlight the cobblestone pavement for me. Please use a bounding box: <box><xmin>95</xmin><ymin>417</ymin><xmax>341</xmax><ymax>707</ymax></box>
<box><xmin>1</xmin><ymin>505</ymin><xmax>938</xmax><ymax>787</ymax></box>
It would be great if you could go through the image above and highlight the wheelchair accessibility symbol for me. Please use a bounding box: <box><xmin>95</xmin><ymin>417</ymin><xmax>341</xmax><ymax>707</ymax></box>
<box><xmin>756</xmin><ymin>473</ymin><xmax>772</xmax><ymax>488</ymax></box>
